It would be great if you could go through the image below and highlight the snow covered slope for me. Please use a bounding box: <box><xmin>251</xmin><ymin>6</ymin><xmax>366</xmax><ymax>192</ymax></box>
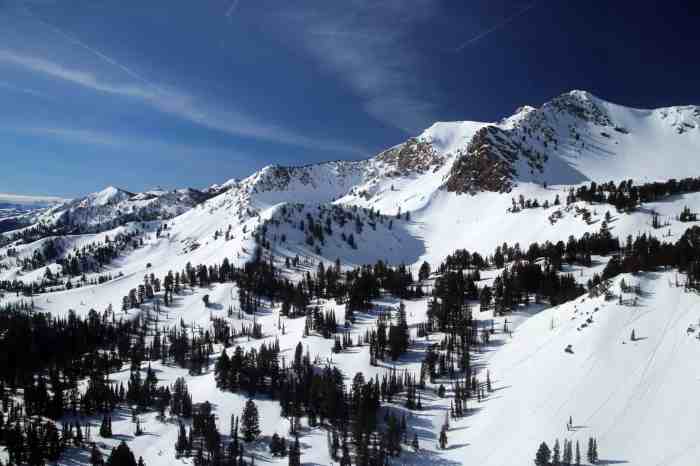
<box><xmin>33</xmin><ymin>186</ymin><xmax>209</xmax><ymax>233</ymax></box>
<box><xmin>2</xmin><ymin>90</ymin><xmax>700</xmax><ymax>466</ymax></box>
<box><xmin>0</xmin><ymin>192</ymin><xmax>65</xmax><ymax>208</ymax></box>
<box><xmin>0</xmin><ymin>193</ymin><xmax>64</xmax><ymax>233</ymax></box>
<box><xmin>5</xmin><ymin>91</ymin><xmax>700</xmax><ymax>287</ymax></box>
<box><xmin>444</xmin><ymin>271</ymin><xmax>700</xmax><ymax>466</ymax></box>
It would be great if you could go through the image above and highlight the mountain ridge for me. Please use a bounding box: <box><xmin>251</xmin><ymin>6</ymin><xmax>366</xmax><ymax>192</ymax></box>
<box><xmin>4</xmin><ymin>89</ymin><xmax>700</xmax><ymax>270</ymax></box>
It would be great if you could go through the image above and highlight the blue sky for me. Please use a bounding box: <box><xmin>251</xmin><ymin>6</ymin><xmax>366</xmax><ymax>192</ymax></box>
<box><xmin>1</xmin><ymin>0</ymin><xmax>698</xmax><ymax>197</ymax></box>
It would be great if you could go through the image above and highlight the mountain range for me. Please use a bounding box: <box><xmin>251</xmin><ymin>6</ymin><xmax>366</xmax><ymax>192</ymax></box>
<box><xmin>2</xmin><ymin>90</ymin><xmax>700</xmax><ymax>466</ymax></box>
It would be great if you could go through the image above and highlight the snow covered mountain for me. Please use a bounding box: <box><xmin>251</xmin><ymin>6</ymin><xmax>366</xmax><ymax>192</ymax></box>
<box><xmin>2</xmin><ymin>90</ymin><xmax>700</xmax><ymax>466</ymax></box>
<box><xmin>4</xmin><ymin>90</ymin><xmax>700</xmax><ymax>283</ymax></box>
<box><xmin>207</xmin><ymin>90</ymin><xmax>700</xmax><ymax>208</ymax></box>
<box><xmin>7</xmin><ymin>90</ymin><xmax>698</xmax><ymax>248</ymax></box>
<box><xmin>143</xmin><ymin>91</ymin><xmax>698</xmax><ymax>270</ymax></box>
<box><xmin>0</xmin><ymin>192</ymin><xmax>65</xmax><ymax>208</ymax></box>
<box><xmin>443</xmin><ymin>90</ymin><xmax>700</xmax><ymax>191</ymax></box>
<box><xmin>0</xmin><ymin>193</ymin><xmax>64</xmax><ymax>234</ymax></box>
<box><xmin>33</xmin><ymin>185</ymin><xmax>210</xmax><ymax>233</ymax></box>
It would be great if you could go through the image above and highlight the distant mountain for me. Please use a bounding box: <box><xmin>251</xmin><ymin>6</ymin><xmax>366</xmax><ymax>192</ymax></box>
<box><xmin>0</xmin><ymin>192</ymin><xmax>66</xmax><ymax>208</ymax></box>
<box><xmin>31</xmin><ymin>186</ymin><xmax>211</xmax><ymax>233</ymax></box>
<box><xmin>0</xmin><ymin>193</ymin><xmax>65</xmax><ymax>234</ymax></box>
<box><xmin>4</xmin><ymin>90</ymin><xmax>700</xmax><ymax>261</ymax></box>
<box><xmin>203</xmin><ymin>90</ymin><xmax>700</xmax><ymax>213</ymax></box>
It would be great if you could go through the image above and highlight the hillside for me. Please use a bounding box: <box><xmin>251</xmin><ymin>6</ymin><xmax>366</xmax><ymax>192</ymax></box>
<box><xmin>35</xmin><ymin>186</ymin><xmax>209</xmax><ymax>232</ymax></box>
<box><xmin>444</xmin><ymin>271</ymin><xmax>700</xmax><ymax>466</ymax></box>
<box><xmin>2</xmin><ymin>90</ymin><xmax>700</xmax><ymax>466</ymax></box>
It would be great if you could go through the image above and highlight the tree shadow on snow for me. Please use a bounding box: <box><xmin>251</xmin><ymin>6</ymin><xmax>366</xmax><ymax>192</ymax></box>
<box><xmin>390</xmin><ymin>447</ymin><xmax>463</xmax><ymax>466</ymax></box>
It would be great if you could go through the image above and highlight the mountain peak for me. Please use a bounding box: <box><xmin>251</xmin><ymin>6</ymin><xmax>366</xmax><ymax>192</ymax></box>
<box><xmin>565</xmin><ymin>88</ymin><xmax>595</xmax><ymax>99</ymax></box>
<box><xmin>89</xmin><ymin>186</ymin><xmax>132</xmax><ymax>207</ymax></box>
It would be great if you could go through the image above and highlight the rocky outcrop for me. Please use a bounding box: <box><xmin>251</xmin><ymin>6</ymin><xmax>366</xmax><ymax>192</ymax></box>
<box><xmin>375</xmin><ymin>138</ymin><xmax>445</xmax><ymax>176</ymax></box>
<box><xmin>443</xmin><ymin>126</ymin><xmax>518</xmax><ymax>194</ymax></box>
<box><xmin>546</xmin><ymin>90</ymin><xmax>612</xmax><ymax>127</ymax></box>
<box><xmin>443</xmin><ymin>123</ymin><xmax>550</xmax><ymax>194</ymax></box>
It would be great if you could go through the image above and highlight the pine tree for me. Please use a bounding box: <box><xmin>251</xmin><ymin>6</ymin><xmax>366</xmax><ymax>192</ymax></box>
<box><xmin>535</xmin><ymin>442</ymin><xmax>551</xmax><ymax>466</ymax></box>
<box><xmin>289</xmin><ymin>435</ymin><xmax>301</xmax><ymax>466</ymax></box>
<box><xmin>134</xmin><ymin>417</ymin><xmax>143</xmax><ymax>436</ymax></box>
<box><xmin>552</xmin><ymin>439</ymin><xmax>561</xmax><ymax>465</ymax></box>
<box><xmin>575</xmin><ymin>440</ymin><xmax>581</xmax><ymax>466</ymax></box>
<box><xmin>90</xmin><ymin>443</ymin><xmax>104</xmax><ymax>466</ymax></box>
<box><xmin>439</xmin><ymin>426</ymin><xmax>447</xmax><ymax>449</ymax></box>
<box><xmin>412</xmin><ymin>432</ymin><xmax>419</xmax><ymax>452</ymax></box>
<box><xmin>418</xmin><ymin>261</ymin><xmax>431</xmax><ymax>281</ymax></box>
<box><xmin>175</xmin><ymin>422</ymin><xmax>188</xmax><ymax>458</ymax></box>
<box><xmin>340</xmin><ymin>440</ymin><xmax>352</xmax><ymax>466</ymax></box>
<box><xmin>587</xmin><ymin>437</ymin><xmax>595</xmax><ymax>464</ymax></box>
<box><xmin>215</xmin><ymin>350</ymin><xmax>230</xmax><ymax>389</ymax></box>
<box><xmin>242</xmin><ymin>399</ymin><xmax>261</xmax><ymax>442</ymax></box>
<box><xmin>75</xmin><ymin>420</ymin><xmax>84</xmax><ymax>446</ymax></box>
<box><xmin>107</xmin><ymin>441</ymin><xmax>138</xmax><ymax>466</ymax></box>
<box><xmin>562</xmin><ymin>439</ymin><xmax>573</xmax><ymax>466</ymax></box>
<box><xmin>100</xmin><ymin>415</ymin><xmax>112</xmax><ymax>438</ymax></box>
<box><xmin>592</xmin><ymin>438</ymin><xmax>598</xmax><ymax>464</ymax></box>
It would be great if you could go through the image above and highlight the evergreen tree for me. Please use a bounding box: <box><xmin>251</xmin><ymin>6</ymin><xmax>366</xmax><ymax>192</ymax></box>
<box><xmin>592</xmin><ymin>438</ymin><xmax>598</xmax><ymax>464</ymax></box>
<box><xmin>587</xmin><ymin>437</ymin><xmax>596</xmax><ymax>464</ymax></box>
<box><xmin>552</xmin><ymin>439</ymin><xmax>561</xmax><ymax>465</ymax></box>
<box><xmin>439</xmin><ymin>426</ymin><xmax>447</xmax><ymax>449</ymax></box>
<box><xmin>90</xmin><ymin>443</ymin><xmax>104</xmax><ymax>466</ymax></box>
<box><xmin>100</xmin><ymin>415</ymin><xmax>112</xmax><ymax>438</ymax></box>
<box><xmin>289</xmin><ymin>435</ymin><xmax>301</xmax><ymax>466</ymax></box>
<box><xmin>418</xmin><ymin>261</ymin><xmax>431</xmax><ymax>281</ymax></box>
<box><xmin>562</xmin><ymin>439</ymin><xmax>573</xmax><ymax>466</ymax></box>
<box><xmin>575</xmin><ymin>440</ymin><xmax>581</xmax><ymax>466</ymax></box>
<box><xmin>535</xmin><ymin>442</ymin><xmax>551</xmax><ymax>466</ymax></box>
<box><xmin>175</xmin><ymin>422</ymin><xmax>188</xmax><ymax>458</ymax></box>
<box><xmin>242</xmin><ymin>399</ymin><xmax>261</xmax><ymax>442</ymax></box>
<box><xmin>106</xmin><ymin>441</ymin><xmax>138</xmax><ymax>466</ymax></box>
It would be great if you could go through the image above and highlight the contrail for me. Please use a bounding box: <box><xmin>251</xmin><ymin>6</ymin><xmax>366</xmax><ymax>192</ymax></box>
<box><xmin>226</xmin><ymin>0</ymin><xmax>241</xmax><ymax>18</ymax></box>
<box><xmin>455</xmin><ymin>2</ymin><xmax>537</xmax><ymax>51</ymax></box>
<box><xmin>24</xmin><ymin>4</ymin><xmax>164</xmax><ymax>94</ymax></box>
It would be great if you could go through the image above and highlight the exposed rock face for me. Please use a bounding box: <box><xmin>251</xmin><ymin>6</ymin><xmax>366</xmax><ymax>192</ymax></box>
<box><xmin>443</xmin><ymin>126</ymin><xmax>518</xmax><ymax>194</ymax></box>
<box><xmin>546</xmin><ymin>90</ymin><xmax>612</xmax><ymax>126</ymax></box>
<box><xmin>375</xmin><ymin>138</ymin><xmax>445</xmax><ymax>177</ymax></box>
<box><xmin>443</xmin><ymin>91</ymin><xmax>616</xmax><ymax>194</ymax></box>
<box><xmin>443</xmin><ymin>121</ymin><xmax>552</xmax><ymax>194</ymax></box>
<box><xmin>243</xmin><ymin>91</ymin><xmax>700</xmax><ymax>198</ymax></box>
<box><xmin>243</xmin><ymin>161</ymin><xmax>366</xmax><ymax>197</ymax></box>
<box><xmin>235</xmin><ymin>139</ymin><xmax>447</xmax><ymax>205</ymax></box>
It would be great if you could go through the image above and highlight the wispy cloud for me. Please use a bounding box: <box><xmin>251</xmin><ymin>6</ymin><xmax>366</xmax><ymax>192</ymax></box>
<box><xmin>0</xmin><ymin>44</ymin><xmax>366</xmax><ymax>156</ymax></box>
<box><xmin>12</xmin><ymin>126</ymin><xmax>123</xmax><ymax>147</ymax></box>
<box><xmin>276</xmin><ymin>1</ymin><xmax>440</xmax><ymax>134</ymax></box>
<box><xmin>7</xmin><ymin>125</ymin><xmax>245</xmax><ymax>161</ymax></box>
<box><xmin>225</xmin><ymin>0</ymin><xmax>241</xmax><ymax>18</ymax></box>
<box><xmin>22</xmin><ymin>6</ymin><xmax>160</xmax><ymax>90</ymax></box>
<box><xmin>0</xmin><ymin>49</ymin><xmax>153</xmax><ymax>98</ymax></box>
<box><xmin>455</xmin><ymin>2</ymin><xmax>537</xmax><ymax>51</ymax></box>
<box><xmin>0</xmin><ymin>79</ymin><xmax>49</xmax><ymax>99</ymax></box>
